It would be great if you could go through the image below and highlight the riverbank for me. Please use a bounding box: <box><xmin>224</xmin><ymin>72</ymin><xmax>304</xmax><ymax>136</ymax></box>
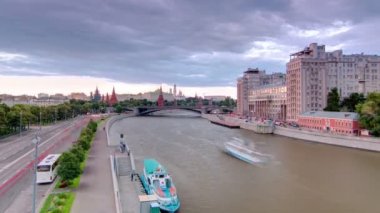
<box><xmin>202</xmin><ymin>113</ymin><xmax>380</xmax><ymax>152</ymax></box>
<box><xmin>274</xmin><ymin>126</ymin><xmax>380</xmax><ymax>152</ymax></box>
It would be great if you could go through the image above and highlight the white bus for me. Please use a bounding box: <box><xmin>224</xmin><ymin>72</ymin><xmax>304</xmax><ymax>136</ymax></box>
<box><xmin>36</xmin><ymin>154</ymin><xmax>61</xmax><ymax>184</ymax></box>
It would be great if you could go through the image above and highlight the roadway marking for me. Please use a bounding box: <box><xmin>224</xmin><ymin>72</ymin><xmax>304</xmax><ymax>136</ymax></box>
<box><xmin>0</xmin><ymin>120</ymin><xmax>80</xmax><ymax>174</ymax></box>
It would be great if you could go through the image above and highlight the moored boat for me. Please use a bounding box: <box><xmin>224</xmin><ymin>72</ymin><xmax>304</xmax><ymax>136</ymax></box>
<box><xmin>141</xmin><ymin>159</ymin><xmax>180</xmax><ymax>212</ymax></box>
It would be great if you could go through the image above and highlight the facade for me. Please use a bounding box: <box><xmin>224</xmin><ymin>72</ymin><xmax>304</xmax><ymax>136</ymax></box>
<box><xmin>0</xmin><ymin>94</ymin><xmax>67</xmax><ymax>106</ymax></box>
<box><xmin>286</xmin><ymin>43</ymin><xmax>380</xmax><ymax>121</ymax></box>
<box><xmin>236</xmin><ymin>68</ymin><xmax>265</xmax><ymax>116</ymax></box>
<box><xmin>248</xmin><ymin>84</ymin><xmax>287</xmax><ymax>121</ymax></box>
<box><xmin>204</xmin><ymin>95</ymin><xmax>228</xmax><ymax>102</ymax></box>
<box><xmin>298</xmin><ymin>111</ymin><xmax>359</xmax><ymax>135</ymax></box>
<box><xmin>68</xmin><ymin>92</ymin><xmax>88</xmax><ymax>100</ymax></box>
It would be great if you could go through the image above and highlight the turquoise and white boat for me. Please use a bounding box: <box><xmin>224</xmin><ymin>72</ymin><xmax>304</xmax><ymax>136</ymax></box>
<box><xmin>224</xmin><ymin>141</ymin><xmax>264</xmax><ymax>164</ymax></box>
<box><xmin>141</xmin><ymin>159</ymin><xmax>180</xmax><ymax>212</ymax></box>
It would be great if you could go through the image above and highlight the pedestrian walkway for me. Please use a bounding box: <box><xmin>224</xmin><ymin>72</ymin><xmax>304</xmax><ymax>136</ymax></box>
<box><xmin>71</xmin><ymin>122</ymin><xmax>116</xmax><ymax>213</ymax></box>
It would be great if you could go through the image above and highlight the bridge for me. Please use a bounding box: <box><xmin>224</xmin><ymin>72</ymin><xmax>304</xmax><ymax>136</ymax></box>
<box><xmin>134</xmin><ymin>106</ymin><xmax>224</xmax><ymax>116</ymax></box>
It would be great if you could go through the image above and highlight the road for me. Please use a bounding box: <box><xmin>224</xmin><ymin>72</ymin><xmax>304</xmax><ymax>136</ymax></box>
<box><xmin>0</xmin><ymin>116</ymin><xmax>90</xmax><ymax>213</ymax></box>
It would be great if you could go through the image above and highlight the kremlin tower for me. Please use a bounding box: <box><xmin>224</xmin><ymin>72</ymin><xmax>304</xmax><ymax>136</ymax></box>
<box><xmin>109</xmin><ymin>87</ymin><xmax>118</xmax><ymax>106</ymax></box>
<box><xmin>93</xmin><ymin>87</ymin><xmax>101</xmax><ymax>102</ymax></box>
<box><xmin>157</xmin><ymin>86</ymin><xmax>164</xmax><ymax>107</ymax></box>
<box><xmin>91</xmin><ymin>86</ymin><xmax>118</xmax><ymax>107</ymax></box>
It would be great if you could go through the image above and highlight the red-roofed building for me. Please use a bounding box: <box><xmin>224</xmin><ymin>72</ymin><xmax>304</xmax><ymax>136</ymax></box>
<box><xmin>298</xmin><ymin>111</ymin><xmax>360</xmax><ymax>136</ymax></box>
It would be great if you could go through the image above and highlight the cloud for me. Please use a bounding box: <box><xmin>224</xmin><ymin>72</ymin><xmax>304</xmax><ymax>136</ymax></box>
<box><xmin>0</xmin><ymin>75</ymin><xmax>237</xmax><ymax>98</ymax></box>
<box><xmin>286</xmin><ymin>21</ymin><xmax>352</xmax><ymax>38</ymax></box>
<box><xmin>0</xmin><ymin>52</ymin><xmax>28</xmax><ymax>62</ymax></box>
<box><xmin>244</xmin><ymin>41</ymin><xmax>296</xmax><ymax>62</ymax></box>
<box><xmin>0</xmin><ymin>0</ymin><xmax>379</xmax><ymax>92</ymax></box>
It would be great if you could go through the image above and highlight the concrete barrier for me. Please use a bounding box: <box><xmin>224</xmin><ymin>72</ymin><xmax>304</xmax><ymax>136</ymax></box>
<box><xmin>106</xmin><ymin>114</ymin><xmax>129</xmax><ymax>146</ymax></box>
<box><xmin>110</xmin><ymin>155</ymin><xmax>122</xmax><ymax>213</ymax></box>
<box><xmin>274</xmin><ymin>126</ymin><xmax>380</xmax><ymax>152</ymax></box>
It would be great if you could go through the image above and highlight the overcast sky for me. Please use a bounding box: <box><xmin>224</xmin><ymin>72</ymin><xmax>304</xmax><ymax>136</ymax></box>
<box><xmin>1</xmin><ymin>0</ymin><xmax>380</xmax><ymax>97</ymax></box>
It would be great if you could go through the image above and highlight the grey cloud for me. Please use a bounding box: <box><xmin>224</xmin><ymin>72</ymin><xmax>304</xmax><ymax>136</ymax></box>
<box><xmin>0</xmin><ymin>0</ymin><xmax>379</xmax><ymax>87</ymax></box>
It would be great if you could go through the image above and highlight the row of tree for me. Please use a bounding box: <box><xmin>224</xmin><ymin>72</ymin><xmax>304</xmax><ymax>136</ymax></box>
<box><xmin>0</xmin><ymin>100</ymin><xmax>104</xmax><ymax>137</ymax></box>
<box><xmin>113</xmin><ymin>97</ymin><xmax>237</xmax><ymax>113</ymax></box>
<box><xmin>324</xmin><ymin>88</ymin><xmax>366</xmax><ymax>112</ymax></box>
<box><xmin>324</xmin><ymin>88</ymin><xmax>380</xmax><ymax>136</ymax></box>
<box><xmin>57</xmin><ymin>119</ymin><xmax>98</xmax><ymax>186</ymax></box>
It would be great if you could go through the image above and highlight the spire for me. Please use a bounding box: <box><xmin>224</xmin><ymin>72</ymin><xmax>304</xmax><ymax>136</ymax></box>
<box><xmin>109</xmin><ymin>86</ymin><xmax>118</xmax><ymax>106</ymax></box>
<box><xmin>106</xmin><ymin>93</ymin><xmax>110</xmax><ymax>106</ymax></box>
<box><xmin>157</xmin><ymin>86</ymin><xmax>164</xmax><ymax>107</ymax></box>
<box><xmin>94</xmin><ymin>86</ymin><xmax>101</xmax><ymax>102</ymax></box>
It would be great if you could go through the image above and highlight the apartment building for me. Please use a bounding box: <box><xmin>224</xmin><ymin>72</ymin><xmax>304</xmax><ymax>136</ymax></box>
<box><xmin>237</xmin><ymin>68</ymin><xmax>265</xmax><ymax>116</ymax></box>
<box><xmin>248</xmin><ymin>83</ymin><xmax>287</xmax><ymax>120</ymax></box>
<box><xmin>286</xmin><ymin>43</ymin><xmax>380</xmax><ymax>121</ymax></box>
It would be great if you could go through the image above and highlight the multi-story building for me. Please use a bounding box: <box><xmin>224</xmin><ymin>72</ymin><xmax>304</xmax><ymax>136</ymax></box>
<box><xmin>248</xmin><ymin>83</ymin><xmax>287</xmax><ymax>121</ymax></box>
<box><xmin>204</xmin><ymin>95</ymin><xmax>229</xmax><ymax>102</ymax></box>
<box><xmin>236</xmin><ymin>68</ymin><xmax>265</xmax><ymax>116</ymax></box>
<box><xmin>68</xmin><ymin>92</ymin><xmax>88</xmax><ymax>100</ymax></box>
<box><xmin>298</xmin><ymin>111</ymin><xmax>359</xmax><ymax>135</ymax></box>
<box><xmin>286</xmin><ymin>43</ymin><xmax>380</xmax><ymax>121</ymax></box>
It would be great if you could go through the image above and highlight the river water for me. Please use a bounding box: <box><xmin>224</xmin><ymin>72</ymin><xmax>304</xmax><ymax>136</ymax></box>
<box><xmin>110</xmin><ymin>111</ymin><xmax>380</xmax><ymax>213</ymax></box>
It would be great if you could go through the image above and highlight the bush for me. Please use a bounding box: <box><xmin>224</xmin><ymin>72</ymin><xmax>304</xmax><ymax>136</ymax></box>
<box><xmin>88</xmin><ymin>119</ymin><xmax>97</xmax><ymax>133</ymax></box>
<box><xmin>58</xmin><ymin>193</ymin><xmax>68</xmax><ymax>199</ymax></box>
<box><xmin>78</xmin><ymin>139</ymin><xmax>91</xmax><ymax>151</ymax></box>
<box><xmin>70</xmin><ymin>145</ymin><xmax>85</xmax><ymax>162</ymax></box>
<box><xmin>57</xmin><ymin>152</ymin><xmax>81</xmax><ymax>184</ymax></box>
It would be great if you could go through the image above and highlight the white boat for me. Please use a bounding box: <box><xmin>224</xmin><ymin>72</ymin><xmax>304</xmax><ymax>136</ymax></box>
<box><xmin>141</xmin><ymin>159</ymin><xmax>180</xmax><ymax>212</ymax></box>
<box><xmin>224</xmin><ymin>141</ymin><xmax>264</xmax><ymax>164</ymax></box>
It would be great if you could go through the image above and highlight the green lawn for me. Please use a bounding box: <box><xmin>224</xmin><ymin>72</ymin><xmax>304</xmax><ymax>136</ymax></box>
<box><xmin>40</xmin><ymin>192</ymin><xmax>75</xmax><ymax>213</ymax></box>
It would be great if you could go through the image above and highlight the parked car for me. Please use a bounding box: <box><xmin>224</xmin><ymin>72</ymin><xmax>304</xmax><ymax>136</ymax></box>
<box><xmin>289</xmin><ymin>122</ymin><xmax>299</xmax><ymax>128</ymax></box>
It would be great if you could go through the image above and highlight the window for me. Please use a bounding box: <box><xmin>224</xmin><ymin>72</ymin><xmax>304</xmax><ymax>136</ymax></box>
<box><xmin>37</xmin><ymin>165</ymin><xmax>51</xmax><ymax>172</ymax></box>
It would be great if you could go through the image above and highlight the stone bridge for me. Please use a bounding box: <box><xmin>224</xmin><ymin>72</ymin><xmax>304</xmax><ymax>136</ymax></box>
<box><xmin>134</xmin><ymin>106</ymin><xmax>223</xmax><ymax>116</ymax></box>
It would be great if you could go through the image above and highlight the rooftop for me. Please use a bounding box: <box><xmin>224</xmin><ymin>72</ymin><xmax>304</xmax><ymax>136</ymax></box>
<box><xmin>300</xmin><ymin>111</ymin><xmax>359</xmax><ymax>120</ymax></box>
<box><xmin>144</xmin><ymin>159</ymin><xmax>166</xmax><ymax>174</ymax></box>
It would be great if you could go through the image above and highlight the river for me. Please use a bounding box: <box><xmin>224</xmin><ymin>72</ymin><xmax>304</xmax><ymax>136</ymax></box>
<box><xmin>109</xmin><ymin>110</ymin><xmax>380</xmax><ymax>213</ymax></box>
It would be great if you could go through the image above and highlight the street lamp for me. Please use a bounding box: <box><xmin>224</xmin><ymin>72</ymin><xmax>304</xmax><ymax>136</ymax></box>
<box><xmin>32</xmin><ymin>133</ymin><xmax>41</xmax><ymax>213</ymax></box>
<box><xmin>54</xmin><ymin>107</ymin><xmax>57</xmax><ymax>124</ymax></box>
<box><xmin>19</xmin><ymin>111</ymin><xmax>22</xmax><ymax>137</ymax></box>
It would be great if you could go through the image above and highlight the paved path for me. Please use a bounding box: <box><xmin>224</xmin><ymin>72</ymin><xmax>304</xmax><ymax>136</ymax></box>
<box><xmin>71</xmin><ymin>122</ymin><xmax>116</xmax><ymax>213</ymax></box>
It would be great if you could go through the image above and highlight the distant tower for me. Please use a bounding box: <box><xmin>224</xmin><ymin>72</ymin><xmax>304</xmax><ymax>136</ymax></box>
<box><xmin>196</xmin><ymin>96</ymin><xmax>203</xmax><ymax>109</ymax></box>
<box><xmin>157</xmin><ymin>86</ymin><xmax>164</xmax><ymax>107</ymax></box>
<box><xmin>90</xmin><ymin>92</ymin><xmax>94</xmax><ymax>101</ymax></box>
<box><xmin>106</xmin><ymin>93</ymin><xmax>110</xmax><ymax>106</ymax></box>
<box><xmin>169</xmin><ymin>88</ymin><xmax>173</xmax><ymax>94</ymax></box>
<box><xmin>173</xmin><ymin>84</ymin><xmax>177</xmax><ymax>97</ymax></box>
<box><xmin>109</xmin><ymin>87</ymin><xmax>118</xmax><ymax>106</ymax></box>
<box><xmin>101</xmin><ymin>95</ymin><xmax>105</xmax><ymax>103</ymax></box>
<box><xmin>93</xmin><ymin>87</ymin><xmax>101</xmax><ymax>102</ymax></box>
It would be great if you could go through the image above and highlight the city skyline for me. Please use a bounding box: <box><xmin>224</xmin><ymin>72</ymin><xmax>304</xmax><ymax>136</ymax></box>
<box><xmin>1</xmin><ymin>0</ymin><xmax>380</xmax><ymax>96</ymax></box>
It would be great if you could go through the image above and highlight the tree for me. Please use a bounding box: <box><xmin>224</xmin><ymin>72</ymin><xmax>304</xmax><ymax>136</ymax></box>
<box><xmin>340</xmin><ymin>93</ymin><xmax>366</xmax><ymax>112</ymax></box>
<box><xmin>57</xmin><ymin>152</ymin><xmax>81</xmax><ymax>184</ymax></box>
<box><xmin>70</xmin><ymin>145</ymin><xmax>85</xmax><ymax>162</ymax></box>
<box><xmin>356</xmin><ymin>92</ymin><xmax>380</xmax><ymax>136</ymax></box>
<box><xmin>324</xmin><ymin>87</ymin><xmax>340</xmax><ymax>112</ymax></box>
<box><xmin>114</xmin><ymin>104</ymin><xmax>123</xmax><ymax>113</ymax></box>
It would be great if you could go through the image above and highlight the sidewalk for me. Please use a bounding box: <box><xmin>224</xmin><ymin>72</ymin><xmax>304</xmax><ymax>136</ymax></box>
<box><xmin>71</xmin><ymin>122</ymin><xmax>116</xmax><ymax>213</ymax></box>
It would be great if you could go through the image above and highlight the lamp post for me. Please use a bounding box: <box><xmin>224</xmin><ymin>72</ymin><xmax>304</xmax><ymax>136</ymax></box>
<box><xmin>55</xmin><ymin>107</ymin><xmax>57</xmax><ymax>124</ymax></box>
<box><xmin>19</xmin><ymin>111</ymin><xmax>22</xmax><ymax>137</ymax></box>
<box><xmin>32</xmin><ymin>133</ymin><xmax>40</xmax><ymax>213</ymax></box>
<box><xmin>39</xmin><ymin>110</ymin><xmax>42</xmax><ymax>131</ymax></box>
